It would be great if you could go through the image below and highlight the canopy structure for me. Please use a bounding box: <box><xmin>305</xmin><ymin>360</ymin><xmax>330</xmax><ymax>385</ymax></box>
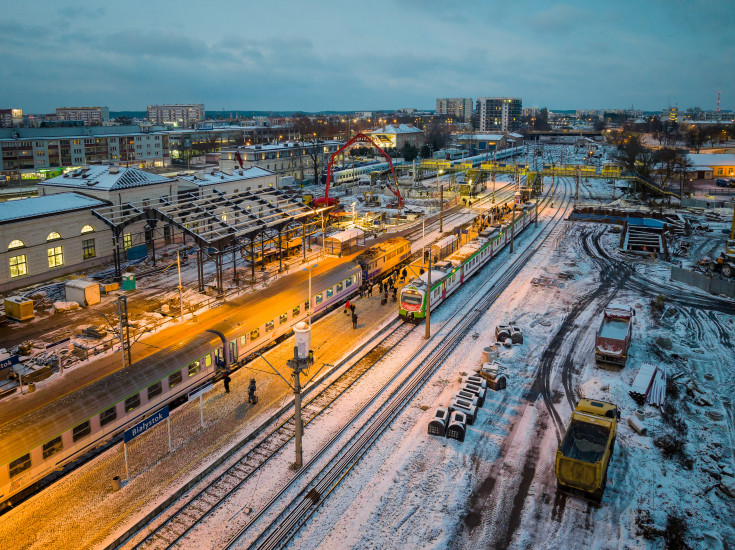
<box><xmin>92</xmin><ymin>188</ymin><xmax>333</xmax><ymax>292</ymax></box>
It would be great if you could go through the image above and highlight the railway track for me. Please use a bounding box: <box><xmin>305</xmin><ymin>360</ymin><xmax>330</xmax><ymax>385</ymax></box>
<box><xmin>226</xmin><ymin>170</ymin><xmax>574</xmax><ymax>550</ymax></box>
<box><xmin>120</xmin><ymin>320</ymin><xmax>417</xmax><ymax>550</ymax></box>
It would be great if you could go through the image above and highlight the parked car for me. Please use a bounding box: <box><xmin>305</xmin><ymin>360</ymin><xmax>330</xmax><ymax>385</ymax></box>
<box><xmin>716</xmin><ymin>178</ymin><xmax>729</xmax><ymax>187</ymax></box>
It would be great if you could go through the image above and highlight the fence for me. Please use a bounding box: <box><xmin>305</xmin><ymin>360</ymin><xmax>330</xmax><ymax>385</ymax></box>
<box><xmin>670</xmin><ymin>266</ymin><xmax>735</xmax><ymax>298</ymax></box>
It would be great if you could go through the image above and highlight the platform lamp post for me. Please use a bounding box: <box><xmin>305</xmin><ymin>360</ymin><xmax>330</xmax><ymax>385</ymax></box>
<box><xmin>302</xmin><ymin>263</ymin><xmax>318</xmax><ymax>326</ymax></box>
<box><xmin>177</xmin><ymin>250</ymin><xmax>185</xmax><ymax>322</ymax></box>
<box><xmin>425</xmin><ymin>254</ymin><xmax>431</xmax><ymax>340</ymax></box>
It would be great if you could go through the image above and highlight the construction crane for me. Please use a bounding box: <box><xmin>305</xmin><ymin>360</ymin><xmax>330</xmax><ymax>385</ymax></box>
<box><xmin>313</xmin><ymin>133</ymin><xmax>404</xmax><ymax>208</ymax></box>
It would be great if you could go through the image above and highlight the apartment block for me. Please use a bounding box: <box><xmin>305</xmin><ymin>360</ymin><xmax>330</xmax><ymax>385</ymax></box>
<box><xmin>0</xmin><ymin>109</ymin><xmax>23</xmax><ymax>128</ymax></box>
<box><xmin>147</xmin><ymin>104</ymin><xmax>205</xmax><ymax>128</ymax></box>
<box><xmin>476</xmin><ymin>97</ymin><xmax>522</xmax><ymax>132</ymax></box>
<box><xmin>436</xmin><ymin>98</ymin><xmax>473</xmax><ymax>122</ymax></box>
<box><xmin>55</xmin><ymin>106</ymin><xmax>110</xmax><ymax>126</ymax></box>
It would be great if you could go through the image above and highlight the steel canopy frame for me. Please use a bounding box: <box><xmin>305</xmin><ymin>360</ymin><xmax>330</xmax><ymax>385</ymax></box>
<box><xmin>315</xmin><ymin>132</ymin><xmax>404</xmax><ymax>208</ymax></box>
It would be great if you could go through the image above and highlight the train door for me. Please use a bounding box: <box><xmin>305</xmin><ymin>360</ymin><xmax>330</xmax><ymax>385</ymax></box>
<box><xmin>229</xmin><ymin>340</ymin><xmax>238</xmax><ymax>365</ymax></box>
<box><xmin>215</xmin><ymin>347</ymin><xmax>226</xmax><ymax>370</ymax></box>
<box><xmin>460</xmin><ymin>264</ymin><xmax>465</xmax><ymax>283</ymax></box>
<box><xmin>442</xmin><ymin>281</ymin><xmax>447</xmax><ymax>300</ymax></box>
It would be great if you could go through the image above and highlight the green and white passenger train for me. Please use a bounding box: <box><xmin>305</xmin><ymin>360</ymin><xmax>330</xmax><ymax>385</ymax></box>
<box><xmin>399</xmin><ymin>203</ymin><xmax>535</xmax><ymax>321</ymax></box>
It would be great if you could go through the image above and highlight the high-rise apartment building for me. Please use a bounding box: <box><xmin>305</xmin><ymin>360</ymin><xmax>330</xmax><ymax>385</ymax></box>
<box><xmin>436</xmin><ymin>98</ymin><xmax>473</xmax><ymax>122</ymax></box>
<box><xmin>0</xmin><ymin>109</ymin><xmax>23</xmax><ymax>128</ymax></box>
<box><xmin>147</xmin><ymin>104</ymin><xmax>205</xmax><ymax>127</ymax></box>
<box><xmin>55</xmin><ymin>106</ymin><xmax>110</xmax><ymax>126</ymax></box>
<box><xmin>475</xmin><ymin>97</ymin><xmax>522</xmax><ymax>132</ymax></box>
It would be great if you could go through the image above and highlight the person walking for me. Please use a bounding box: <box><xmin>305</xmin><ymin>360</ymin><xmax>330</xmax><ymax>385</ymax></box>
<box><xmin>368</xmin><ymin>284</ymin><xmax>373</xmax><ymax>297</ymax></box>
<box><xmin>344</xmin><ymin>299</ymin><xmax>351</xmax><ymax>315</ymax></box>
<box><xmin>223</xmin><ymin>372</ymin><xmax>231</xmax><ymax>394</ymax></box>
<box><xmin>248</xmin><ymin>378</ymin><xmax>257</xmax><ymax>404</ymax></box>
<box><xmin>392</xmin><ymin>288</ymin><xmax>397</xmax><ymax>302</ymax></box>
<box><xmin>350</xmin><ymin>303</ymin><xmax>356</xmax><ymax>315</ymax></box>
<box><xmin>401</xmin><ymin>267</ymin><xmax>408</xmax><ymax>280</ymax></box>
<box><xmin>352</xmin><ymin>311</ymin><xmax>358</xmax><ymax>329</ymax></box>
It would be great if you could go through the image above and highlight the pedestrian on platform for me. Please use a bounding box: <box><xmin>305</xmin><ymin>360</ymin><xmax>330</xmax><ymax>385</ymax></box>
<box><xmin>352</xmin><ymin>312</ymin><xmax>358</xmax><ymax>329</ymax></box>
<box><xmin>384</xmin><ymin>290</ymin><xmax>389</xmax><ymax>303</ymax></box>
<box><xmin>368</xmin><ymin>284</ymin><xmax>373</xmax><ymax>297</ymax></box>
<box><xmin>401</xmin><ymin>268</ymin><xmax>408</xmax><ymax>280</ymax></box>
<box><xmin>248</xmin><ymin>378</ymin><xmax>257</xmax><ymax>403</ymax></box>
<box><xmin>350</xmin><ymin>303</ymin><xmax>356</xmax><ymax>315</ymax></box>
<box><xmin>419</xmin><ymin>267</ymin><xmax>425</xmax><ymax>276</ymax></box>
<box><xmin>392</xmin><ymin>288</ymin><xmax>397</xmax><ymax>302</ymax></box>
<box><xmin>223</xmin><ymin>372</ymin><xmax>231</xmax><ymax>393</ymax></box>
<box><xmin>344</xmin><ymin>299</ymin><xmax>351</xmax><ymax>315</ymax></box>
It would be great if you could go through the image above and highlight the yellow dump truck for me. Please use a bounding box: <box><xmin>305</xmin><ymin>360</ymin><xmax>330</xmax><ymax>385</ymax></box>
<box><xmin>555</xmin><ymin>399</ymin><xmax>619</xmax><ymax>502</ymax></box>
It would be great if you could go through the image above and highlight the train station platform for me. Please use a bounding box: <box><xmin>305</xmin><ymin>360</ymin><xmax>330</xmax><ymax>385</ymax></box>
<box><xmin>0</xmin><ymin>264</ymin><xmax>414</xmax><ymax>548</ymax></box>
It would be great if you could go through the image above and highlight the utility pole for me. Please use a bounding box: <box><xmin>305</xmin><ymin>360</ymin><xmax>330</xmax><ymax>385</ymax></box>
<box><xmin>117</xmin><ymin>296</ymin><xmax>131</xmax><ymax>367</ymax></box>
<box><xmin>440</xmin><ymin>186</ymin><xmax>444</xmax><ymax>233</ymax></box>
<box><xmin>177</xmin><ymin>250</ymin><xmax>184</xmax><ymax>322</ymax></box>
<box><xmin>510</xmin><ymin>202</ymin><xmax>516</xmax><ymax>254</ymax></box>
<box><xmin>575</xmin><ymin>170</ymin><xmax>580</xmax><ymax>202</ymax></box>
<box><xmin>287</xmin><ymin>346</ymin><xmax>306</xmax><ymax>468</ymax></box>
<box><xmin>425</xmin><ymin>254</ymin><xmax>431</xmax><ymax>340</ymax></box>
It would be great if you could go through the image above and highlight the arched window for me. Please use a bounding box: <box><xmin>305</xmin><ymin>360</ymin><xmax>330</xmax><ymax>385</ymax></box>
<box><xmin>47</xmin><ymin>232</ymin><xmax>62</xmax><ymax>241</ymax></box>
<box><xmin>8</xmin><ymin>239</ymin><xmax>25</xmax><ymax>250</ymax></box>
<box><xmin>81</xmin><ymin>225</ymin><xmax>95</xmax><ymax>234</ymax></box>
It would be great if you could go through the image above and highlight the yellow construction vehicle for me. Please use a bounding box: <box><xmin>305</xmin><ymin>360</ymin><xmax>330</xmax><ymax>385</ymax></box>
<box><xmin>555</xmin><ymin>399</ymin><xmax>619</xmax><ymax>502</ymax></box>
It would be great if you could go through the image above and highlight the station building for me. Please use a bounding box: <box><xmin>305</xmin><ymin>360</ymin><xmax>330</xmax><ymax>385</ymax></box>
<box><xmin>456</xmin><ymin>133</ymin><xmax>507</xmax><ymax>152</ymax></box>
<box><xmin>367</xmin><ymin>124</ymin><xmax>425</xmax><ymax>150</ymax></box>
<box><xmin>687</xmin><ymin>153</ymin><xmax>735</xmax><ymax>180</ymax></box>
<box><xmin>0</xmin><ymin>193</ymin><xmax>112</xmax><ymax>292</ymax></box>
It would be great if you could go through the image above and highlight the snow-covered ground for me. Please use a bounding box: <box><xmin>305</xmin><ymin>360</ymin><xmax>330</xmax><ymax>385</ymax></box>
<box><xmin>4</xmin><ymin>145</ymin><xmax>734</xmax><ymax>550</ymax></box>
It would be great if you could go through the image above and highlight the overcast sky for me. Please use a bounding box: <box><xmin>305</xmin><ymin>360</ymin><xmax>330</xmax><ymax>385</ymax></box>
<box><xmin>2</xmin><ymin>0</ymin><xmax>733</xmax><ymax>113</ymax></box>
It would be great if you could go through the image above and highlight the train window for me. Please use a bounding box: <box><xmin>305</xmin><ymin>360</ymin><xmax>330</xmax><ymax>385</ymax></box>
<box><xmin>293</xmin><ymin>305</ymin><xmax>300</xmax><ymax>316</ymax></box>
<box><xmin>326</xmin><ymin>287</ymin><xmax>333</xmax><ymax>298</ymax></box>
<box><xmin>315</xmin><ymin>293</ymin><xmax>323</xmax><ymax>304</ymax></box>
<box><xmin>100</xmin><ymin>406</ymin><xmax>117</xmax><ymax>427</ymax></box>
<box><xmin>169</xmin><ymin>371</ymin><xmax>182</xmax><ymax>388</ymax></box>
<box><xmin>352</xmin><ymin>275</ymin><xmax>358</xmax><ymax>284</ymax></box>
<box><xmin>42</xmin><ymin>436</ymin><xmax>63</xmax><ymax>460</ymax></box>
<box><xmin>125</xmin><ymin>394</ymin><xmax>141</xmax><ymax>412</ymax></box>
<box><xmin>73</xmin><ymin>420</ymin><xmax>91</xmax><ymax>442</ymax></box>
<box><xmin>188</xmin><ymin>360</ymin><xmax>201</xmax><ymax>377</ymax></box>
<box><xmin>304</xmin><ymin>301</ymin><xmax>309</xmax><ymax>312</ymax></box>
<box><xmin>280</xmin><ymin>313</ymin><xmax>288</xmax><ymax>325</ymax></box>
<box><xmin>147</xmin><ymin>381</ymin><xmax>162</xmax><ymax>400</ymax></box>
<box><xmin>402</xmin><ymin>290</ymin><xmax>423</xmax><ymax>305</ymax></box>
<box><xmin>251</xmin><ymin>328</ymin><xmax>260</xmax><ymax>340</ymax></box>
<box><xmin>229</xmin><ymin>341</ymin><xmax>237</xmax><ymax>362</ymax></box>
<box><xmin>336</xmin><ymin>282</ymin><xmax>343</xmax><ymax>293</ymax></box>
<box><xmin>9</xmin><ymin>453</ymin><xmax>31</xmax><ymax>478</ymax></box>
<box><xmin>266</xmin><ymin>320</ymin><xmax>274</xmax><ymax>332</ymax></box>
<box><xmin>240</xmin><ymin>335</ymin><xmax>247</xmax><ymax>347</ymax></box>
<box><xmin>203</xmin><ymin>354</ymin><xmax>212</xmax><ymax>367</ymax></box>
<box><xmin>345</xmin><ymin>278</ymin><xmax>352</xmax><ymax>288</ymax></box>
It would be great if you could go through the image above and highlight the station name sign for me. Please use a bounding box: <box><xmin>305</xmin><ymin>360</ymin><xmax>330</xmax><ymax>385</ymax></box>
<box><xmin>124</xmin><ymin>406</ymin><xmax>169</xmax><ymax>443</ymax></box>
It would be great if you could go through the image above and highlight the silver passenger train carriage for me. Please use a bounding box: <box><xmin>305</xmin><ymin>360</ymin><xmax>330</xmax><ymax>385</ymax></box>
<box><xmin>355</xmin><ymin>237</ymin><xmax>412</xmax><ymax>282</ymax></box>
<box><xmin>0</xmin><ymin>262</ymin><xmax>362</xmax><ymax>508</ymax></box>
<box><xmin>399</xmin><ymin>202</ymin><xmax>535</xmax><ymax>322</ymax></box>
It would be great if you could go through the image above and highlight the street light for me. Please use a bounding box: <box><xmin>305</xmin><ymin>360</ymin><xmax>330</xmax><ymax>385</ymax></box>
<box><xmin>302</xmin><ymin>263</ymin><xmax>318</xmax><ymax>326</ymax></box>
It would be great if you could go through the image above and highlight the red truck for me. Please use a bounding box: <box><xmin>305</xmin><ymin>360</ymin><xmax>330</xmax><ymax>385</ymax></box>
<box><xmin>594</xmin><ymin>305</ymin><xmax>634</xmax><ymax>367</ymax></box>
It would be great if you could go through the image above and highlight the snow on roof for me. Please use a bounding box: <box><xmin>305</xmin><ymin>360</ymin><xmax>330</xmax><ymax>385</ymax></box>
<box><xmin>687</xmin><ymin>153</ymin><xmax>735</xmax><ymax>167</ymax></box>
<box><xmin>0</xmin><ymin>192</ymin><xmax>108</xmax><ymax>224</ymax></box>
<box><xmin>325</xmin><ymin>228</ymin><xmax>364</xmax><ymax>242</ymax></box>
<box><xmin>369</xmin><ymin>124</ymin><xmax>423</xmax><ymax>135</ymax></box>
<box><xmin>178</xmin><ymin>167</ymin><xmax>274</xmax><ymax>186</ymax></box>
<box><xmin>458</xmin><ymin>134</ymin><xmax>504</xmax><ymax>141</ymax></box>
<box><xmin>508</xmin><ymin>132</ymin><xmax>524</xmax><ymax>138</ymax></box>
<box><xmin>41</xmin><ymin>166</ymin><xmax>174</xmax><ymax>191</ymax></box>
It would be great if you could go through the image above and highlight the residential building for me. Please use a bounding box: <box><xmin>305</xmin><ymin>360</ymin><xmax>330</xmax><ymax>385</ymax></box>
<box><xmin>147</xmin><ymin>104</ymin><xmax>205</xmax><ymax>128</ymax></box>
<box><xmin>436</xmin><ymin>98</ymin><xmax>473</xmax><ymax>122</ymax></box>
<box><xmin>219</xmin><ymin>141</ymin><xmax>342</xmax><ymax>184</ymax></box>
<box><xmin>367</xmin><ymin>124</ymin><xmax>425</xmax><ymax>150</ymax></box>
<box><xmin>55</xmin><ymin>106</ymin><xmax>110</xmax><ymax>126</ymax></box>
<box><xmin>476</xmin><ymin>97</ymin><xmax>522</xmax><ymax>132</ymax></box>
<box><xmin>0</xmin><ymin>109</ymin><xmax>23</xmax><ymax>128</ymax></box>
<box><xmin>522</xmin><ymin>107</ymin><xmax>539</xmax><ymax>118</ymax></box>
<box><xmin>662</xmin><ymin>106</ymin><xmax>679</xmax><ymax>123</ymax></box>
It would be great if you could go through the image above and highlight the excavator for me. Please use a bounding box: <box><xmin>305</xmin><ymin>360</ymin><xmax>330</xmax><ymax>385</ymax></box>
<box><xmin>313</xmin><ymin>133</ymin><xmax>404</xmax><ymax>209</ymax></box>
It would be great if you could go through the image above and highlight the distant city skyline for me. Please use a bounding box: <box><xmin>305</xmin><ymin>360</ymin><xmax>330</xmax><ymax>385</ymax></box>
<box><xmin>2</xmin><ymin>0</ymin><xmax>733</xmax><ymax>113</ymax></box>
